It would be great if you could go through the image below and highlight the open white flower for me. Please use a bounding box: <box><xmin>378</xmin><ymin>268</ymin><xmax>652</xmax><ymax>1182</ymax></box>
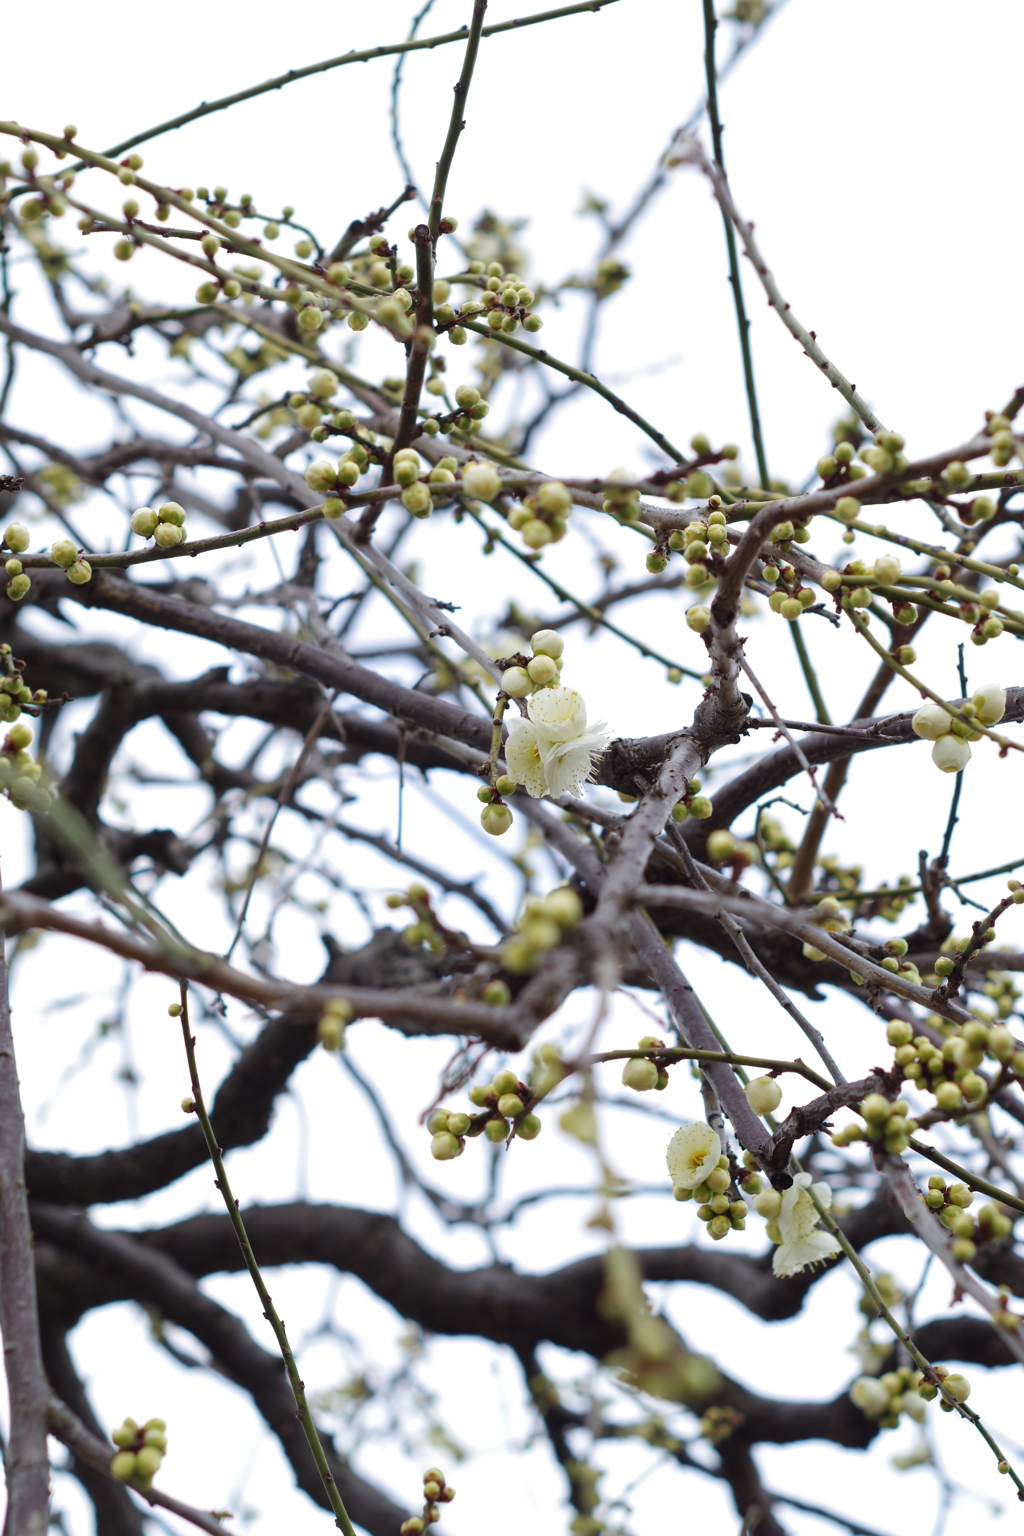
<box><xmin>666</xmin><ymin>1122</ymin><xmax>721</xmax><ymax>1190</ymax></box>
<box><xmin>504</xmin><ymin>686</ymin><xmax>609</xmax><ymax>799</ymax></box>
<box><xmin>772</xmin><ymin>1171</ymin><xmax>840</xmax><ymax>1277</ymax></box>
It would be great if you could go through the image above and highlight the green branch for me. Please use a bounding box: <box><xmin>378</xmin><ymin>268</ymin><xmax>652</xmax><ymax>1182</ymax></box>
<box><xmin>428</xmin><ymin>1</ymin><xmax>489</xmax><ymax>243</ymax></box>
<box><xmin>84</xmin><ymin>2</ymin><xmax>622</xmax><ymax>164</ymax></box>
<box><xmin>177</xmin><ymin>983</ymin><xmax>357</xmax><ymax>1536</ymax></box>
<box><xmin>460</xmin><ymin>320</ymin><xmax>685</xmax><ymax>461</ymax></box>
<box><xmin>702</xmin><ymin>0</ymin><xmax>769</xmax><ymax>490</ymax></box>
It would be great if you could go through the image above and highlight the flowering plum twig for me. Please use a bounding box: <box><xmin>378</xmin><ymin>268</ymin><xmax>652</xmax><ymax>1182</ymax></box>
<box><xmin>808</xmin><ymin>1183</ymin><xmax>1024</xmax><ymax>1499</ymax></box>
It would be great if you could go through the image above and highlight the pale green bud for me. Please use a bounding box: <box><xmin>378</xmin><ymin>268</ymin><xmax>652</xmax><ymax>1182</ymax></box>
<box><xmin>530</xmin><ymin>629</ymin><xmax>564</xmax><ymax>659</ymax></box>
<box><xmin>621</xmin><ymin>1058</ymin><xmax>658</xmax><ymax>1092</ymax></box>
<box><xmin>131</xmin><ymin>508</ymin><xmax>158</xmax><ymax>537</ymax></box>
<box><xmin>501</xmin><ymin>666</ymin><xmax>532</xmax><ymax>698</ymax></box>
<box><xmin>462</xmin><ymin>461</ymin><xmax>502</xmax><ymax>502</ymax></box>
<box><xmin>527</xmin><ymin>654</ymin><xmax>558</xmax><ymax>684</ymax></box>
<box><xmin>744</xmin><ymin>1076</ymin><xmax>782</xmax><ymax>1115</ymax></box>
<box><xmin>67</xmin><ymin>559</ymin><xmax>92</xmax><ymax>585</ymax></box>
<box><xmin>4</xmin><ymin>523</ymin><xmax>30</xmax><ymax>554</ymax></box>
<box><xmin>401</xmin><ymin>482</ymin><xmax>433</xmax><ymax>518</ymax></box>
<box><xmin>481</xmin><ymin>802</ymin><xmax>513</xmax><ymax>836</ymax></box>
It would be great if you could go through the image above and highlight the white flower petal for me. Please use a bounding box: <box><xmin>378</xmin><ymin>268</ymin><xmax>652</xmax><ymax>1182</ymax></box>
<box><xmin>540</xmin><ymin>726</ymin><xmax>609</xmax><ymax>797</ymax></box>
<box><xmin>505</xmin><ymin>717</ymin><xmax>548</xmax><ymax>797</ymax></box>
<box><xmin>527</xmin><ymin>686</ymin><xmax>588</xmax><ymax>744</ymax></box>
<box><xmin>666</xmin><ymin>1122</ymin><xmax>721</xmax><ymax>1189</ymax></box>
<box><xmin>771</xmin><ymin>1172</ymin><xmax>839</xmax><ymax>1276</ymax></box>
<box><xmin>773</xmin><ymin>1228</ymin><xmax>841</xmax><ymax>1278</ymax></box>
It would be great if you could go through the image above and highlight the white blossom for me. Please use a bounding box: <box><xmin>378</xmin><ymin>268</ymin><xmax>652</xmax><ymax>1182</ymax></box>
<box><xmin>504</xmin><ymin>687</ymin><xmax>609</xmax><ymax>799</ymax></box>
<box><xmin>666</xmin><ymin>1122</ymin><xmax>721</xmax><ymax>1190</ymax></box>
<box><xmin>772</xmin><ymin>1171</ymin><xmax>841</xmax><ymax>1277</ymax></box>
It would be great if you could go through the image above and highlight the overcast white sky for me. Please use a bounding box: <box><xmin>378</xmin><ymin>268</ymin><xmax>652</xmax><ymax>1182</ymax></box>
<box><xmin>2</xmin><ymin>3</ymin><xmax>1024</xmax><ymax>1534</ymax></box>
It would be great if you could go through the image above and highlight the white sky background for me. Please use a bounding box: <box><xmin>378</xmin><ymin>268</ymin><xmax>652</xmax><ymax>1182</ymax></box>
<box><xmin>2</xmin><ymin>1</ymin><xmax>1024</xmax><ymax>1534</ymax></box>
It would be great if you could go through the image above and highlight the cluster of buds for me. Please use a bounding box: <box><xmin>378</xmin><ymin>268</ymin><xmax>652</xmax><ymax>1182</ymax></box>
<box><xmin>385</xmin><ymin>884</ymin><xmax>447</xmax><ymax>954</ymax></box>
<box><xmin>679</xmin><ymin>1157</ymin><xmax>748</xmax><ymax>1241</ymax></box>
<box><xmin>669</xmin><ymin>779</ymin><xmax>713</xmax><ymax>823</ymax></box>
<box><xmin>762</xmin><ymin>539</ymin><xmax>816</xmax><ymax>621</ymax></box>
<box><xmin>400</xmin><ymin>1467</ymin><xmax>455</xmax><ymax>1533</ymax></box>
<box><xmin>859</xmin><ymin>429</ymin><xmax>910</xmax><ymax>478</ymax></box>
<box><xmin>428</xmin><ymin>1066</ymin><xmax>542</xmax><ymax>1160</ymax></box>
<box><xmin>911</xmin><ymin>683</ymin><xmax>1005</xmax><ymax>775</ymax></box>
<box><xmin>477</xmin><ymin>772</ymin><xmax>517</xmax><ymax>836</ymax></box>
<box><xmin>3</xmin><ymin>521</ymin><xmax>32</xmax><ymax>600</ymax></box>
<box><xmin>304</xmin><ymin>440</ymin><xmax>374</xmax><ymax>511</ymax></box>
<box><xmin>501</xmin><ymin>887</ymin><xmax>583</xmax><ymax>974</ymax></box>
<box><xmin>620</xmin><ymin>1035</ymin><xmax>672</xmax><ymax>1093</ymax></box>
<box><xmin>110</xmin><ymin>1417</ymin><xmax>167</xmax><ymax>1489</ymax></box>
<box><xmin>422</xmin><ymin>381</ymin><xmax>490</xmax><ymax>439</ymax></box>
<box><xmin>131</xmin><ymin>500</ymin><xmax>188</xmax><ymax>549</ymax></box>
<box><xmin>704</xmin><ymin>827</ymin><xmax>759</xmax><ymax>873</ymax></box>
<box><xmin>984</xmin><ymin>412</ymin><xmax>1018</xmax><ymax>468</ymax></box>
<box><xmin>888</xmin><ymin>1015</ymin><xmax>1024</xmax><ymax>1106</ymax></box>
<box><xmin>288</xmin><ymin>367</ymin><xmax>342</xmax><ymax>432</ymax></box>
<box><xmin>393</xmin><ymin>451</ymin><xmax>465</xmax><ymax>520</ymax></box>
<box><xmin>446</xmin><ymin>259</ymin><xmax>540</xmax><ymax>339</ymax></box>
<box><xmin>667</xmin><ymin>506</ymin><xmax>730</xmax><ymax>593</ymax></box>
<box><xmin>0</xmin><ymin>644</ymin><xmax>45</xmax><ymax>727</ymax></box>
<box><xmin>0</xmin><ymin>719</ymin><xmax>49</xmax><ymax>813</ymax></box>
<box><xmin>499</xmin><ymin>628</ymin><xmax>565</xmax><ymax>697</ymax></box>
<box><xmin>917</xmin><ymin>1366</ymin><xmax>971</xmax><ymax>1411</ymax></box>
<box><xmin>850</xmin><ymin>1368</ymin><xmax>927</xmax><ymax>1429</ymax></box>
<box><xmin>317</xmin><ymin>996</ymin><xmax>353</xmax><ymax>1053</ymax></box>
<box><xmin>834</xmin><ymin>1093</ymin><xmax>917</xmax><ymax>1156</ymax></box>
<box><xmin>920</xmin><ymin>1175</ymin><xmax>1014</xmax><ymax>1264</ymax></box>
<box><xmin>505</xmin><ymin>478</ymin><xmax>572</xmax><ymax>551</ymax></box>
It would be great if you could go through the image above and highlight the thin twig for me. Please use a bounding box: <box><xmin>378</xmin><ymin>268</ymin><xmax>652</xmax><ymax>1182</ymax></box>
<box><xmin>177</xmin><ymin>983</ymin><xmax>357</xmax><ymax>1535</ymax></box>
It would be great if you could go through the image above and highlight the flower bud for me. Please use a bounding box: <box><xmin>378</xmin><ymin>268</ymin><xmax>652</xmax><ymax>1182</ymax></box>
<box><xmin>402</xmin><ymin>482</ymin><xmax>433</xmax><ymax>518</ymax></box>
<box><xmin>932</xmin><ymin>735</ymin><xmax>971</xmax><ymax>774</ymax></box>
<box><xmin>50</xmin><ymin>539</ymin><xmax>78</xmax><ymax>569</ymax></box>
<box><xmin>933</xmin><ymin>1080</ymin><xmax>963</xmax><ymax>1111</ymax></box>
<box><xmin>154</xmin><ymin>523</ymin><xmax>185</xmax><ymax>547</ymax></box>
<box><xmin>481</xmin><ymin>802</ymin><xmax>513</xmax><ymax>836</ymax></box>
<box><xmin>131</xmin><ymin>508</ymin><xmax>158</xmax><ymax>537</ymax></box>
<box><xmin>527</xmin><ymin>654</ymin><xmax>557</xmax><ymax>684</ymax></box>
<box><xmin>744</xmin><ymin>1076</ymin><xmax>782</xmax><ymax>1115</ymax></box>
<box><xmin>706</xmin><ymin>830</ymin><xmax>737</xmax><ymax>864</ymax></box>
<box><xmin>484</xmin><ymin>1117</ymin><xmax>509</xmax><ymax>1143</ymax></box>
<box><xmin>537</xmin><ymin>481</ymin><xmax>572</xmax><ymax>517</ymax></box>
<box><xmin>6</xmin><ymin>574</ymin><xmax>30</xmax><ymax>601</ymax></box>
<box><xmin>522</xmin><ymin>518</ymin><xmax>552</xmax><ymax>549</ymax></box>
<box><xmin>943</xmin><ymin>1372</ymin><xmax>970</xmax><ymax>1403</ymax></box>
<box><xmin>4</xmin><ymin>523</ymin><xmax>30</xmax><ymax>554</ymax></box>
<box><xmin>110</xmin><ymin>1452</ymin><xmax>137</xmax><ymax>1482</ymax></box>
<box><xmin>67</xmin><ymin>558</ymin><xmax>92</xmax><ymax>585</ymax></box>
<box><xmin>972</xmin><ymin>683</ymin><xmax>1006</xmax><ymax>725</ymax></box>
<box><xmin>835</xmin><ymin>496</ymin><xmax>861</xmax><ymax>524</ymax></box>
<box><xmin>686</xmin><ymin>605</ymin><xmax>711</xmax><ymax>634</ymax></box>
<box><xmin>304</xmin><ymin>462</ymin><xmax>338</xmax><ymax>494</ymax></box>
<box><xmin>501</xmin><ymin>666</ymin><xmax>532</xmax><ymax>698</ymax></box>
<box><xmin>688</xmin><ymin>795</ymin><xmax>713</xmax><ymax>819</ymax></box>
<box><xmin>873</xmin><ymin>553</ymin><xmax>902</xmax><ymax>584</ymax></box>
<box><xmin>430</xmin><ymin>1132</ymin><xmax>461</xmax><ymax>1161</ymax></box>
<box><xmin>622</xmin><ymin>1057</ymin><xmax>659</xmax><ymax>1092</ymax></box>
